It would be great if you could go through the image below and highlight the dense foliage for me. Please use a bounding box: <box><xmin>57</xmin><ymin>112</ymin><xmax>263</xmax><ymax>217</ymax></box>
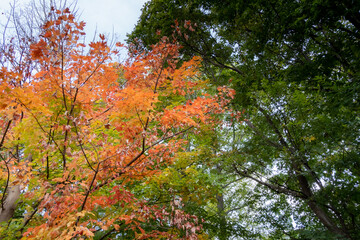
<box><xmin>0</xmin><ymin>7</ymin><xmax>235</xmax><ymax>239</ymax></box>
<box><xmin>128</xmin><ymin>0</ymin><xmax>360</xmax><ymax>239</ymax></box>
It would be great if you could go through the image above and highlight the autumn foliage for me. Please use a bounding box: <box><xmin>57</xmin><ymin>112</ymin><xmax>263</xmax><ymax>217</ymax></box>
<box><xmin>0</xmin><ymin>8</ymin><xmax>234</xmax><ymax>239</ymax></box>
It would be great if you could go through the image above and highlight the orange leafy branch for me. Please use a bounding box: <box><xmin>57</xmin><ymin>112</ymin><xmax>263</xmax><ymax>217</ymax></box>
<box><xmin>0</xmin><ymin>8</ymin><xmax>236</xmax><ymax>240</ymax></box>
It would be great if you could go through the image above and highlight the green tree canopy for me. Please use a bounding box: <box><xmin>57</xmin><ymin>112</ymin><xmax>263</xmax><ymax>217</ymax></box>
<box><xmin>128</xmin><ymin>0</ymin><xmax>360</xmax><ymax>239</ymax></box>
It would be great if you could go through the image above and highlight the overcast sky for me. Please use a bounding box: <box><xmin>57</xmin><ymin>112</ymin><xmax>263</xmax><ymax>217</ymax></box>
<box><xmin>77</xmin><ymin>0</ymin><xmax>148</xmax><ymax>42</ymax></box>
<box><xmin>0</xmin><ymin>0</ymin><xmax>148</xmax><ymax>43</ymax></box>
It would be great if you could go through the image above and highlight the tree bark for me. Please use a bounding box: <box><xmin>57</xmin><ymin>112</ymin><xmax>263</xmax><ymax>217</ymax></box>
<box><xmin>0</xmin><ymin>184</ymin><xmax>20</xmax><ymax>223</ymax></box>
<box><xmin>292</xmin><ymin>161</ymin><xmax>350</xmax><ymax>239</ymax></box>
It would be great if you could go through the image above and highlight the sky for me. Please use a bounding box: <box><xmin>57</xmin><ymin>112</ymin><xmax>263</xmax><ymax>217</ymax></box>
<box><xmin>0</xmin><ymin>0</ymin><xmax>148</xmax><ymax>43</ymax></box>
<box><xmin>76</xmin><ymin>0</ymin><xmax>148</xmax><ymax>42</ymax></box>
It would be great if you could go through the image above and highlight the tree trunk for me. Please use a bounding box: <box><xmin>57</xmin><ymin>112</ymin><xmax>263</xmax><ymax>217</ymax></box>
<box><xmin>216</xmin><ymin>193</ymin><xmax>228</xmax><ymax>240</ymax></box>
<box><xmin>292</xmin><ymin>161</ymin><xmax>350</xmax><ymax>239</ymax></box>
<box><xmin>215</xmin><ymin>166</ymin><xmax>228</xmax><ymax>240</ymax></box>
<box><xmin>0</xmin><ymin>185</ymin><xmax>20</xmax><ymax>223</ymax></box>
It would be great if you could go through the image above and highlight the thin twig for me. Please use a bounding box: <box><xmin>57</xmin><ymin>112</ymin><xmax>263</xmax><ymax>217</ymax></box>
<box><xmin>73</xmin><ymin>121</ymin><xmax>96</xmax><ymax>172</ymax></box>
<box><xmin>75</xmin><ymin>162</ymin><xmax>100</xmax><ymax>226</ymax></box>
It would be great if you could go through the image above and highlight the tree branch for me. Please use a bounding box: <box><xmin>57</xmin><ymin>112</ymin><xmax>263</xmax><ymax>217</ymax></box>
<box><xmin>0</xmin><ymin>120</ymin><xmax>12</xmax><ymax>149</ymax></box>
<box><xmin>0</xmin><ymin>156</ymin><xmax>10</xmax><ymax>210</ymax></box>
<box><xmin>233</xmin><ymin>164</ymin><xmax>306</xmax><ymax>199</ymax></box>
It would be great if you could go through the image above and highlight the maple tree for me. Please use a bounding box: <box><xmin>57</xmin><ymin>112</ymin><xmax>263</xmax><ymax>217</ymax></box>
<box><xmin>0</xmin><ymin>8</ymin><xmax>234</xmax><ymax>239</ymax></box>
